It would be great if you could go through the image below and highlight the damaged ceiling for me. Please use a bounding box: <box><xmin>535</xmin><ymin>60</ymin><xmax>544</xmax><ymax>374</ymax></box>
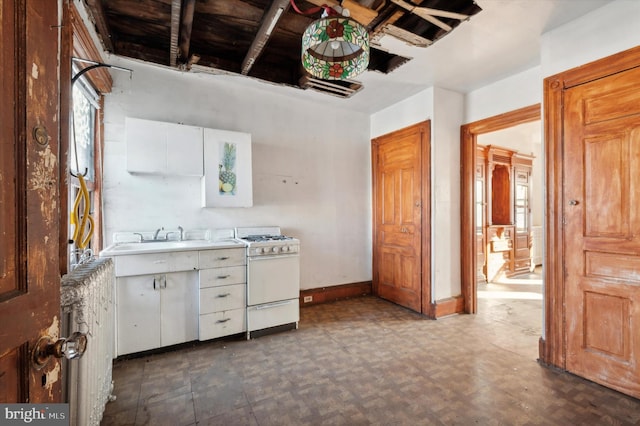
<box><xmin>83</xmin><ymin>0</ymin><xmax>482</xmax><ymax>97</ymax></box>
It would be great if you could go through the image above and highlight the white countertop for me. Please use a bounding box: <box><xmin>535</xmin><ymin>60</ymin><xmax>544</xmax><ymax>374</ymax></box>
<box><xmin>100</xmin><ymin>239</ymin><xmax>245</xmax><ymax>256</ymax></box>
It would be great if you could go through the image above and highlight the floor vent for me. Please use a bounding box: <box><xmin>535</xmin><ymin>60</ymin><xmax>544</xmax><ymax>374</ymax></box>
<box><xmin>299</xmin><ymin>76</ymin><xmax>363</xmax><ymax>98</ymax></box>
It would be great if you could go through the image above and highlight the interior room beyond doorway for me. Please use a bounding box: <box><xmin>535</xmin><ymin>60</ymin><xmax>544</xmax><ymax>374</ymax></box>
<box><xmin>475</xmin><ymin>120</ymin><xmax>543</xmax><ymax>360</ymax></box>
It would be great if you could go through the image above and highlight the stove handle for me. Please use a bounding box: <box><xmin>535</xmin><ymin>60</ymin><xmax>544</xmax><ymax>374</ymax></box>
<box><xmin>248</xmin><ymin>254</ymin><xmax>299</xmax><ymax>261</ymax></box>
<box><xmin>255</xmin><ymin>300</ymin><xmax>295</xmax><ymax>310</ymax></box>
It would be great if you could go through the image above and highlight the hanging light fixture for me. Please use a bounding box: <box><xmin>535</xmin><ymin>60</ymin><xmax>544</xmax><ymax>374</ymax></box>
<box><xmin>291</xmin><ymin>1</ymin><xmax>369</xmax><ymax>80</ymax></box>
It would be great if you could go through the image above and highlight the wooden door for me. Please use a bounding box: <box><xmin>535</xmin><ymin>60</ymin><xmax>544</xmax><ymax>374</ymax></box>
<box><xmin>0</xmin><ymin>0</ymin><xmax>62</xmax><ymax>402</ymax></box>
<box><xmin>372</xmin><ymin>122</ymin><xmax>430</xmax><ymax>314</ymax></box>
<box><xmin>563</xmin><ymin>66</ymin><xmax>640</xmax><ymax>398</ymax></box>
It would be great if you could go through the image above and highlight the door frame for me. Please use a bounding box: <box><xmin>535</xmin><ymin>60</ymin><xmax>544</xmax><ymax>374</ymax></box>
<box><xmin>460</xmin><ymin>105</ymin><xmax>541</xmax><ymax>314</ymax></box>
<box><xmin>541</xmin><ymin>45</ymin><xmax>640</xmax><ymax>368</ymax></box>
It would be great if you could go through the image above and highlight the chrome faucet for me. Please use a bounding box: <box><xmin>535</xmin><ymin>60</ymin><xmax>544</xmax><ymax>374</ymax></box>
<box><xmin>178</xmin><ymin>226</ymin><xmax>184</xmax><ymax>241</ymax></box>
<box><xmin>133</xmin><ymin>232</ymin><xmax>144</xmax><ymax>242</ymax></box>
<box><xmin>153</xmin><ymin>227</ymin><xmax>164</xmax><ymax>240</ymax></box>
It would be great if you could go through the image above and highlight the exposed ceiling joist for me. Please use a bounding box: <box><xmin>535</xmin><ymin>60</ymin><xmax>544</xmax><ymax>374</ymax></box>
<box><xmin>373</xmin><ymin>24</ymin><xmax>432</xmax><ymax>47</ymax></box>
<box><xmin>390</xmin><ymin>0</ymin><xmax>469</xmax><ymax>32</ymax></box>
<box><xmin>241</xmin><ymin>0</ymin><xmax>290</xmax><ymax>75</ymax></box>
<box><xmin>178</xmin><ymin>0</ymin><xmax>196</xmax><ymax>65</ymax></box>
<box><xmin>81</xmin><ymin>0</ymin><xmax>481</xmax><ymax>98</ymax></box>
<box><xmin>170</xmin><ymin>0</ymin><xmax>181</xmax><ymax>66</ymax></box>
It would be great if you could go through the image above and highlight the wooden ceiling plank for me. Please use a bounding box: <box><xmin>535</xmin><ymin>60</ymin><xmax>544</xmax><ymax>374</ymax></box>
<box><xmin>303</xmin><ymin>0</ymin><xmax>378</xmax><ymax>25</ymax></box>
<box><xmin>341</xmin><ymin>0</ymin><xmax>378</xmax><ymax>25</ymax></box>
<box><xmin>241</xmin><ymin>0</ymin><xmax>290</xmax><ymax>75</ymax></box>
<box><xmin>83</xmin><ymin>0</ymin><xmax>115</xmax><ymax>52</ymax></box>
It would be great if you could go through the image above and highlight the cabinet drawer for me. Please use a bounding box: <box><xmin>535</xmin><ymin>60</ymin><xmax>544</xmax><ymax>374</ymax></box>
<box><xmin>199</xmin><ymin>266</ymin><xmax>246</xmax><ymax>288</ymax></box>
<box><xmin>199</xmin><ymin>248</ymin><xmax>245</xmax><ymax>269</ymax></box>
<box><xmin>200</xmin><ymin>284</ymin><xmax>246</xmax><ymax>314</ymax></box>
<box><xmin>115</xmin><ymin>251</ymin><xmax>198</xmax><ymax>276</ymax></box>
<box><xmin>514</xmin><ymin>258</ymin><xmax>532</xmax><ymax>271</ymax></box>
<box><xmin>199</xmin><ymin>309</ymin><xmax>246</xmax><ymax>340</ymax></box>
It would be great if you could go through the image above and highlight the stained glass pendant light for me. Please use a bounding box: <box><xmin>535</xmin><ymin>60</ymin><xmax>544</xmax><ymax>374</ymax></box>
<box><xmin>300</xmin><ymin>8</ymin><xmax>369</xmax><ymax>80</ymax></box>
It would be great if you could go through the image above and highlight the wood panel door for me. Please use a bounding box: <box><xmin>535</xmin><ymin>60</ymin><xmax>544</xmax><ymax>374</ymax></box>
<box><xmin>563</xmin><ymin>66</ymin><xmax>640</xmax><ymax>399</ymax></box>
<box><xmin>372</xmin><ymin>122</ymin><xmax>430</xmax><ymax>314</ymax></box>
<box><xmin>0</xmin><ymin>0</ymin><xmax>63</xmax><ymax>402</ymax></box>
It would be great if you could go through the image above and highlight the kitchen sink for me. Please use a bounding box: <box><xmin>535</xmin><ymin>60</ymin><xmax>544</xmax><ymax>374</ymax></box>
<box><xmin>101</xmin><ymin>239</ymin><xmax>245</xmax><ymax>256</ymax></box>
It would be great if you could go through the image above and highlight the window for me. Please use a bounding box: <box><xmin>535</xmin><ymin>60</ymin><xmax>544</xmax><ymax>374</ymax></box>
<box><xmin>66</xmin><ymin>2</ymin><xmax>112</xmax><ymax>270</ymax></box>
<box><xmin>69</xmin><ymin>75</ymin><xmax>100</xmax><ymax>267</ymax></box>
<box><xmin>70</xmin><ymin>79</ymin><xmax>97</xmax><ymax>180</ymax></box>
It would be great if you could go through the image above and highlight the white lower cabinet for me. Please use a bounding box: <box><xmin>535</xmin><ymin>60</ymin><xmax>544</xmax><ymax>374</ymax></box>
<box><xmin>116</xmin><ymin>271</ymin><xmax>198</xmax><ymax>356</ymax></box>
<box><xmin>198</xmin><ymin>248</ymin><xmax>247</xmax><ymax>340</ymax></box>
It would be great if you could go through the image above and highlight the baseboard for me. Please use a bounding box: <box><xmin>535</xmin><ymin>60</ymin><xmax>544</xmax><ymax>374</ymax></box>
<box><xmin>300</xmin><ymin>281</ymin><xmax>372</xmax><ymax>307</ymax></box>
<box><xmin>429</xmin><ymin>295</ymin><xmax>464</xmax><ymax>318</ymax></box>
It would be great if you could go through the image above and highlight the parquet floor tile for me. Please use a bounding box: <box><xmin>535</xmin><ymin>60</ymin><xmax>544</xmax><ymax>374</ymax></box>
<box><xmin>102</xmin><ymin>288</ymin><xmax>640</xmax><ymax>426</ymax></box>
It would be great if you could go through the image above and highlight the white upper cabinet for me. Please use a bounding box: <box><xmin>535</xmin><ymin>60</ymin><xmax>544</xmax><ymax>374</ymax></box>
<box><xmin>126</xmin><ymin>117</ymin><xmax>203</xmax><ymax>176</ymax></box>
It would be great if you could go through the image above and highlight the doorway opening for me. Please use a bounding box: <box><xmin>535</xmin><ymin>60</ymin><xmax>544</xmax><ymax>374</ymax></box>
<box><xmin>478</xmin><ymin>122</ymin><xmax>543</xmax><ymax>359</ymax></box>
<box><xmin>461</xmin><ymin>105</ymin><xmax>542</xmax><ymax>359</ymax></box>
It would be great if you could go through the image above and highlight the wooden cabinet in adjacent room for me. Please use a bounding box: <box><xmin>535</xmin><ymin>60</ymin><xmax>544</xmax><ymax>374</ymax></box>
<box><xmin>477</xmin><ymin>145</ymin><xmax>534</xmax><ymax>281</ymax></box>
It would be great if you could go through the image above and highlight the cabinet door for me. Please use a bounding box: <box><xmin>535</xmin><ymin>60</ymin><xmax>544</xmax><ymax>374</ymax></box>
<box><xmin>126</xmin><ymin>117</ymin><xmax>167</xmax><ymax>174</ymax></box>
<box><xmin>166</xmin><ymin>123</ymin><xmax>203</xmax><ymax>175</ymax></box>
<box><xmin>202</xmin><ymin>128</ymin><xmax>253</xmax><ymax>207</ymax></box>
<box><xmin>116</xmin><ymin>275</ymin><xmax>161</xmax><ymax>355</ymax></box>
<box><xmin>126</xmin><ymin>117</ymin><xmax>204</xmax><ymax>176</ymax></box>
<box><xmin>161</xmin><ymin>271</ymin><xmax>199</xmax><ymax>347</ymax></box>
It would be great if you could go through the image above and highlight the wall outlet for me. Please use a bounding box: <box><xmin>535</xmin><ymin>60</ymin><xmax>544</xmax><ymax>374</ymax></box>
<box><xmin>303</xmin><ymin>296</ymin><xmax>313</xmax><ymax>303</ymax></box>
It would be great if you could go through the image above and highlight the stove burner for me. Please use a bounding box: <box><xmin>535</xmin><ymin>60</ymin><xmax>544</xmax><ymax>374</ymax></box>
<box><xmin>243</xmin><ymin>234</ymin><xmax>292</xmax><ymax>242</ymax></box>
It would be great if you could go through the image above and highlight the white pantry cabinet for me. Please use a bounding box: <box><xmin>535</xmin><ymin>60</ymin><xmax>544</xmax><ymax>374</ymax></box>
<box><xmin>126</xmin><ymin>117</ymin><xmax>203</xmax><ymax>176</ymax></box>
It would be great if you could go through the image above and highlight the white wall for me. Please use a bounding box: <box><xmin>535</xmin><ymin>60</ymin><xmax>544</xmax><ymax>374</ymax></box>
<box><xmin>370</xmin><ymin>88</ymin><xmax>433</xmax><ymax>138</ymax></box>
<box><xmin>370</xmin><ymin>86</ymin><xmax>464</xmax><ymax>302</ymax></box>
<box><xmin>465</xmin><ymin>0</ymin><xmax>640</xmax><ymax>125</ymax></box>
<box><xmin>102</xmin><ymin>59</ymin><xmax>372</xmax><ymax>291</ymax></box>
<box><xmin>464</xmin><ymin>66</ymin><xmax>541</xmax><ymax>124</ymax></box>
<box><xmin>432</xmin><ymin>87</ymin><xmax>465</xmax><ymax>300</ymax></box>
<box><xmin>541</xmin><ymin>0</ymin><xmax>640</xmax><ymax>78</ymax></box>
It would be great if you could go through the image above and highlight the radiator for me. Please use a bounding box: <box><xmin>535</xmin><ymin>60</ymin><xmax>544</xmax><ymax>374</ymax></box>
<box><xmin>61</xmin><ymin>257</ymin><xmax>116</xmax><ymax>426</ymax></box>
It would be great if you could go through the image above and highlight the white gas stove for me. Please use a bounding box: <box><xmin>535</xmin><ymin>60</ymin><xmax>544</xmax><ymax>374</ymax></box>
<box><xmin>235</xmin><ymin>226</ymin><xmax>300</xmax><ymax>338</ymax></box>
<box><xmin>236</xmin><ymin>226</ymin><xmax>300</xmax><ymax>257</ymax></box>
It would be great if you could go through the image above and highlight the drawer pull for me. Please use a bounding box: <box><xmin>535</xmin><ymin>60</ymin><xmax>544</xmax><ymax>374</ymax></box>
<box><xmin>216</xmin><ymin>318</ymin><xmax>231</xmax><ymax>323</ymax></box>
<box><xmin>217</xmin><ymin>275</ymin><xmax>230</xmax><ymax>279</ymax></box>
<box><xmin>216</xmin><ymin>293</ymin><xmax>231</xmax><ymax>298</ymax></box>
<box><xmin>217</xmin><ymin>256</ymin><xmax>230</xmax><ymax>260</ymax></box>
<box><xmin>153</xmin><ymin>260</ymin><xmax>167</xmax><ymax>264</ymax></box>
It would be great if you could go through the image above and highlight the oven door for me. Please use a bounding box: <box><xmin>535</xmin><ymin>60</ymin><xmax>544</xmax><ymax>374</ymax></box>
<box><xmin>247</xmin><ymin>253</ymin><xmax>300</xmax><ymax>306</ymax></box>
